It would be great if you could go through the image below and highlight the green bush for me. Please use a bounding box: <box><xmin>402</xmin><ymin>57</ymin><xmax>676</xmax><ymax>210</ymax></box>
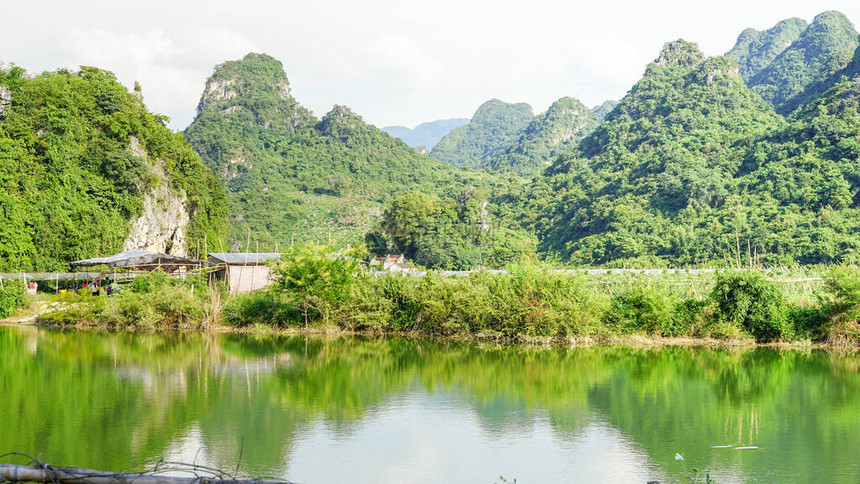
<box><xmin>100</xmin><ymin>284</ymin><xmax>204</xmax><ymax>327</ymax></box>
<box><xmin>222</xmin><ymin>291</ymin><xmax>300</xmax><ymax>327</ymax></box>
<box><xmin>822</xmin><ymin>267</ymin><xmax>860</xmax><ymax>318</ymax></box>
<box><xmin>816</xmin><ymin>267</ymin><xmax>860</xmax><ymax>342</ymax></box>
<box><xmin>604</xmin><ymin>284</ymin><xmax>675</xmax><ymax>335</ymax></box>
<box><xmin>710</xmin><ymin>272</ymin><xmax>791</xmax><ymax>342</ymax></box>
<box><xmin>665</xmin><ymin>298</ymin><xmax>707</xmax><ymax>337</ymax></box>
<box><xmin>0</xmin><ymin>280</ymin><xmax>26</xmax><ymax>318</ymax></box>
<box><xmin>270</xmin><ymin>244</ymin><xmax>365</xmax><ymax>325</ymax></box>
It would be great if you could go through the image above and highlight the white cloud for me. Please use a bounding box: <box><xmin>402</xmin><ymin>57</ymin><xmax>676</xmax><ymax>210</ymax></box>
<box><xmin>2</xmin><ymin>0</ymin><xmax>859</xmax><ymax>130</ymax></box>
<box><xmin>17</xmin><ymin>26</ymin><xmax>259</xmax><ymax>129</ymax></box>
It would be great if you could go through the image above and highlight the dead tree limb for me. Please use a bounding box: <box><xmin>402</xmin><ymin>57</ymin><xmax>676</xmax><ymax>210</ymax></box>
<box><xmin>0</xmin><ymin>465</ymin><xmax>297</xmax><ymax>484</ymax></box>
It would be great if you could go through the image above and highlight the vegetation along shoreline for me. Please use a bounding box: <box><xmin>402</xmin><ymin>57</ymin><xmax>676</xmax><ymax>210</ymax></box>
<box><xmin>3</xmin><ymin>244</ymin><xmax>860</xmax><ymax>348</ymax></box>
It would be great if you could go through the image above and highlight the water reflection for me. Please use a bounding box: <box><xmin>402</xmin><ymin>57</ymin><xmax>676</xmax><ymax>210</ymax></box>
<box><xmin>1</xmin><ymin>327</ymin><xmax>859</xmax><ymax>483</ymax></box>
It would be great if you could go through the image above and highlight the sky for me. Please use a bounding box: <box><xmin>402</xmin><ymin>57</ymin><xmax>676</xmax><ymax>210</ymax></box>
<box><xmin>3</xmin><ymin>1</ymin><xmax>860</xmax><ymax>131</ymax></box>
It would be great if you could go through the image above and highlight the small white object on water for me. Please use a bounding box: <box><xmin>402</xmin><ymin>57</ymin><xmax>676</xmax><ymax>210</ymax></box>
<box><xmin>711</xmin><ymin>445</ymin><xmax>734</xmax><ymax>448</ymax></box>
<box><xmin>675</xmin><ymin>453</ymin><xmax>684</xmax><ymax>461</ymax></box>
<box><xmin>733</xmin><ymin>446</ymin><xmax>760</xmax><ymax>450</ymax></box>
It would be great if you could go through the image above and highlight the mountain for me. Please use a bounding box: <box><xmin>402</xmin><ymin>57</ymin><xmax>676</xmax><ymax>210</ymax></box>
<box><xmin>726</xmin><ymin>17</ymin><xmax>808</xmax><ymax>81</ymax></box>
<box><xmin>485</xmin><ymin>96</ymin><xmax>597</xmax><ymax>175</ymax></box>
<box><xmin>591</xmin><ymin>100</ymin><xmax>618</xmax><ymax>123</ymax></box>
<box><xmin>183</xmin><ymin>53</ymin><xmax>476</xmax><ymax>249</ymax></box>
<box><xmin>784</xmin><ymin>41</ymin><xmax>860</xmax><ymax>113</ymax></box>
<box><xmin>0</xmin><ymin>65</ymin><xmax>227</xmax><ymax>271</ymax></box>
<box><xmin>517</xmin><ymin>40</ymin><xmax>786</xmax><ymax>266</ymax></box>
<box><xmin>746</xmin><ymin>11</ymin><xmax>859</xmax><ymax>114</ymax></box>
<box><xmin>429</xmin><ymin>99</ymin><xmax>534</xmax><ymax>168</ymax></box>
<box><xmin>382</xmin><ymin>118</ymin><xmax>469</xmax><ymax>150</ymax></box>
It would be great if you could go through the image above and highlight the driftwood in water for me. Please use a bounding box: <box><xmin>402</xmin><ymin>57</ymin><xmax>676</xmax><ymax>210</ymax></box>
<box><xmin>0</xmin><ymin>464</ymin><xmax>297</xmax><ymax>484</ymax></box>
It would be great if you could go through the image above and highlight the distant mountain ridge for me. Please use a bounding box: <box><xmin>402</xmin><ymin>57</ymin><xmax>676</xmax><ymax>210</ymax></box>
<box><xmin>591</xmin><ymin>100</ymin><xmax>618</xmax><ymax>123</ymax></box>
<box><xmin>726</xmin><ymin>17</ymin><xmax>808</xmax><ymax>81</ymax></box>
<box><xmin>382</xmin><ymin>118</ymin><xmax>469</xmax><ymax>150</ymax></box>
<box><xmin>739</xmin><ymin>11</ymin><xmax>859</xmax><ymax>114</ymax></box>
<box><xmin>430</xmin><ymin>99</ymin><xmax>534</xmax><ymax>168</ymax></box>
<box><xmin>486</xmin><ymin>96</ymin><xmax>597</xmax><ymax>175</ymax></box>
<box><xmin>515</xmin><ymin>40</ymin><xmax>785</xmax><ymax>265</ymax></box>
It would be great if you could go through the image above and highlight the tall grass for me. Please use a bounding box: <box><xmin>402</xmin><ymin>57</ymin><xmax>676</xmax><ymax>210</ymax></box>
<box><xmin>221</xmin><ymin>262</ymin><xmax>860</xmax><ymax>345</ymax></box>
<box><xmin>35</xmin><ymin>253</ymin><xmax>860</xmax><ymax>345</ymax></box>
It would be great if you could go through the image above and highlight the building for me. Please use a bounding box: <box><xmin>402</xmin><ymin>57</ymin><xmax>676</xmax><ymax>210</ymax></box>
<box><xmin>369</xmin><ymin>254</ymin><xmax>416</xmax><ymax>273</ymax></box>
<box><xmin>208</xmin><ymin>253</ymin><xmax>282</xmax><ymax>293</ymax></box>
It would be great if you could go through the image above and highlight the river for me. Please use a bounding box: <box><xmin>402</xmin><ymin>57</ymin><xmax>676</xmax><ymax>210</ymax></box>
<box><xmin>1</xmin><ymin>326</ymin><xmax>858</xmax><ymax>483</ymax></box>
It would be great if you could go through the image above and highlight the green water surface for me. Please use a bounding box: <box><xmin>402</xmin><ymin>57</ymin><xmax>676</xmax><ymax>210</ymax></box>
<box><xmin>1</xmin><ymin>326</ymin><xmax>858</xmax><ymax>483</ymax></box>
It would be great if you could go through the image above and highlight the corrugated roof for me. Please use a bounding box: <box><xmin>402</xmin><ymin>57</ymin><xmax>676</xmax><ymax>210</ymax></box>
<box><xmin>71</xmin><ymin>251</ymin><xmax>203</xmax><ymax>268</ymax></box>
<box><xmin>208</xmin><ymin>253</ymin><xmax>282</xmax><ymax>265</ymax></box>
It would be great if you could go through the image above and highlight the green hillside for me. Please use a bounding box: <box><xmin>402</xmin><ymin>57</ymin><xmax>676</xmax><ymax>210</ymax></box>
<box><xmin>485</xmin><ymin>96</ymin><xmax>597</xmax><ymax>175</ymax></box>
<box><xmin>785</xmin><ymin>41</ymin><xmax>860</xmax><ymax>113</ymax></box>
<box><xmin>0</xmin><ymin>65</ymin><xmax>227</xmax><ymax>271</ymax></box>
<box><xmin>513</xmin><ymin>40</ymin><xmax>781</xmax><ymax>266</ymax></box>
<box><xmin>592</xmin><ymin>100</ymin><xmax>618</xmax><ymax>123</ymax></box>
<box><xmin>183</xmin><ymin>53</ymin><xmax>495</xmax><ymax>249</ymax></box>
<box><xmin>429</xmin><ymin>99</ymin><xmax>534</xmax><ymax>168</ymax></box>
<box><xmin>505</xmin><ymin>36</ymin><xmax>860</xmax><ymax>267</ymax></box>
<box><xmin>747</xmin><ymin>11</ymin><xmax>859</xmax><ymax>114</ymax></box>
<box><xmin>726</xmin><ymin>17</ymin><xmax>807</xmax><ymax>81</ymax></box>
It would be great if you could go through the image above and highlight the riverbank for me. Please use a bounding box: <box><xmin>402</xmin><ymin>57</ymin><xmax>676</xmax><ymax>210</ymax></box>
<box><xmin>8</xmin><ymin>255</ymin><xmax>860</xmax><ymax>347</ymax></box>
<box><xmin>6</xmin><ymin>304</ymin><xmax>859</xmax><ymax>355</ymax></box>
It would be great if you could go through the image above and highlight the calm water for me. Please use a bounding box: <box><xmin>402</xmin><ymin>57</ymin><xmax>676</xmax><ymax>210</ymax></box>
<box><xmin>1</xmin><ymin>326</ymin><xmax>859</xmax><ymax>483</ymax></box>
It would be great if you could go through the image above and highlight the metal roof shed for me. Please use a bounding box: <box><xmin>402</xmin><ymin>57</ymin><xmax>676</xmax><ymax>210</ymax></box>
<box><xmin>71</xmin><ymin>251</ymin><xmax>204</xmax><ymax>271</ymax></box>
<box><xmin>208</xmin><ymin>253</ymin><xmax>282</xmax><ymax>293</ymax></box>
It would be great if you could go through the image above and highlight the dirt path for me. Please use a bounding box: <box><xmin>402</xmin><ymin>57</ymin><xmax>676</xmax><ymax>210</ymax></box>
<box><xmin>0</xmin><ymin>300</ymin><xmax>75</xmax><ymax>324</ymax></box>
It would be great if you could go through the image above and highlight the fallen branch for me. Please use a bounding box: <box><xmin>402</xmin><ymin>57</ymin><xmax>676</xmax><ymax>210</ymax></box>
<box><xmin>0</xmin><ymin>464</ymin><xmax>297</xmax><ymax>484</ymax></box>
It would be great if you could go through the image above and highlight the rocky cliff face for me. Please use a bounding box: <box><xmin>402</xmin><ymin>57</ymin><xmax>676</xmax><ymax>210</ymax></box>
<box><xmin>0</xmin><ymin>86</ymin><xmax>11</xmax><ymax>118</ymax></box>
<box><xmin>121</xmin><ymin>137</ymin><xmax>190</xmax><ymax>256</ymax></box>
<box><xmin>123</xmin><ymin>178</ymin><xmax>190</xmax><ymax>256</ymax></box>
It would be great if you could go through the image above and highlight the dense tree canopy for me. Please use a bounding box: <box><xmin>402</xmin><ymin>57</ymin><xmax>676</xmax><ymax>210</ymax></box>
<box><xmin>746</xmin><ymin>11</ymin><xmax>859</xmax><ymax>114</ymax></box>
<box><xmin>183</xmin><ymin>53</ymin><xmax>499</xmax><ymax>250</ymax></box>
<box><xmin>502</xmin><ymin>38</ymin><xmax>860</xmax><ymax>267</ymax></box>
<box><xmin>485</xmin><ymin>97</ymin><xmax>598</xmax><ymax>175</ymax></box>
<box><xmin>430</xmin><ymin>99</ymin><xmax>534</xmax><ymax>168</ymax></box>
<box><xmin>0</xmin><ymin>65</ymin><xmax>227</xmax><ymax>271</ymax></box>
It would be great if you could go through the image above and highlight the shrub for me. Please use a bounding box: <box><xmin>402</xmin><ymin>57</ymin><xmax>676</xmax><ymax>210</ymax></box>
<box><xmin>604</xmin><ymin>284</ymin><xmax>675</xmax><ymax>335</ymax></box>
<box><xmin>710</xmin><ymin>272</ymin><xmax>791</xmax><ymax>342</ymax></box>
<box><xmin>270</xmin><ymin>244</ymin><xmax>365</xmax><ymax>325</ymax></box>
<box><xmin>665</xmin><ymin>298</ymin><xmax>707</xmax><ymax>337</ymax></box>
<box><xmin>817</xmin><ymin>267</ymin><xmax>860</xmax><ymax>343</ymax></box>
<box><xmin>100</xmin><ymin>284</ymin><xmax>204</xmax><ymax>327</ymax></box>
<box><xmin>222</xmin><ymin>291</ymin><xmax>300</xmax><ymax>327</ymax></box>
<box><xmin>0</xmin><ymin>280</ymin><xmax>26</xmax><ymax>318</ymax></box>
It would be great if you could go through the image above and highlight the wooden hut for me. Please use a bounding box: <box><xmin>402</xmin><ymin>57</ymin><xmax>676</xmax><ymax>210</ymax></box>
<box><xmin>208</xmin><ymin>253</ymin><xmax>282</xmax><ymax>293</ymax></box>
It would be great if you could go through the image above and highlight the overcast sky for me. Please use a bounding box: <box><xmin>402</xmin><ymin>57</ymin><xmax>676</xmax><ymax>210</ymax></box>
<box><xmin>3</xmin><ymin>1</ymin><xmax>859</xmax><ymax>131</ymax></box>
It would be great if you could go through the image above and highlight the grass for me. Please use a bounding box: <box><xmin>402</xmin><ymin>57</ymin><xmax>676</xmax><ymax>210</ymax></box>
<box><xmin>25</xmin><ymin>263</ymin><xmax>860</xmax><ymax>346</ymax></box>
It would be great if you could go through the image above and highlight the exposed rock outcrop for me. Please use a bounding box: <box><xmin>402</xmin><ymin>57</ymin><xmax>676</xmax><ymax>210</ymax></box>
<box><xmin>122</xmin><ymin>137</ymin><xmax>190</xmax><ymax>256</ymax></box>
<box><xmin>123</xmin><ymin>178</ymin><xmax>190</xmax><ymax>256</ymax></box>
<box><xmin>0</xmin><ymin>86</ymin><xmax>11</xmax><ymax>118</ymax></box>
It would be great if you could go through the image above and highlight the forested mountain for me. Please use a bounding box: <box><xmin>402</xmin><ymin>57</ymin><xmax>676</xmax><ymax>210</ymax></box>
<box><xmin>0</xmin><ymin>65</ymin><xmax>227</xmax><ymax>271</ymax></box>
<box><xmin>381</xmin><ymin>118</ymin><xmax>469</xmax><ymax>150</ymax></box>
<box><xmin>592</xmin><ymin>100</ymin><xmax>618</xmax><ymax>123</ymax></box>
<box><xmin>512</xmin><ymin>40</ymin><xmax>781</xmax><ymax>265</ymax></box>
<box><xmin>726</xmin><ymin>18</ymin><xmax>807</xmax><ymax>81</ymax></box>
<box><xmin>787</xmin><ymin>39</ymin><xmax>860</xmax><ymax>113</ymax></box>
<box><xmin>429</xmin><ymin>99</ymin><xmax>534</xmax><ymax>168</ymax></box>
<box><xmin>183</xmin><ymin>53</ymin><xmax>495</xmax><ymax>249</ymax></box>
<box><xmin>745</xmin><ymin>11</ymin><xmax>859</xmax><ymax>114</ymax></box>
<box><xmin>503</xmin><ymin>36</ymin><xmax>860</xmax><ymax>267</ymax></box>
<box><xmin>485</xmin><ymin>97</ymin><xmax>597</xmax><ymax>175</ymax></box>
